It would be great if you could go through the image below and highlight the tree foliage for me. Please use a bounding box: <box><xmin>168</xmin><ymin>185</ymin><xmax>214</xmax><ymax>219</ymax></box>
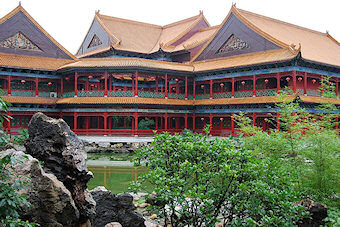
<box><xmin>132</xmin><ymin>127</ymin><xmax>305</xmax><ymax>226</ymax></box>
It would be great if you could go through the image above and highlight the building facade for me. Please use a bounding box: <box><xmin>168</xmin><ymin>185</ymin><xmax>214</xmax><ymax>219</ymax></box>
<box><xmin>1</xmin><ymin>5</ymin><xmax>339</xmax><ymax>136</ymax></box>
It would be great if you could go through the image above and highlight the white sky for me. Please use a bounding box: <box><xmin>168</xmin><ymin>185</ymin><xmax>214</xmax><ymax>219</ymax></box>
<box><xmin>1</xmin><ymin>0</ymin><xmax>339</xmax><ymax>55</ymax></box>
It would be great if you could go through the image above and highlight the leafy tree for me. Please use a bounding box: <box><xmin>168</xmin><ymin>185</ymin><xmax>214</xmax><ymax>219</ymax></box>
<box><xmin>138</xmin><ymin>117</ymin><xmax>155</xmax><ymax>129</ymax></box>
<box><xmin>132</xmin><ymin>127</ymin><xmax>304</xmax><ymax>226</ymax></box>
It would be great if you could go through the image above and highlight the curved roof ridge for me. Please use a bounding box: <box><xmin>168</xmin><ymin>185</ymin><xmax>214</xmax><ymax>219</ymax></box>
<box><xmin>198</xmin><ymin>25</ymin><xmax>219</xmax><ymax>32</ymax></box>
<box><xmin>237</xmin><ymin>8</ymin><xmax>328</xmax><ymax>36</ymax></box>
<box><xmin>163</xmin><ymin>14</ymin><xmax>201</xmax><ymax>28</ymax></box>
<box><xmin>327</xmin><ymin>33</ymin><xmax>340</xmax><ymax>46</ymax></box>
<box><xmin>0</xmin><ymin>5</ymin><xmax>76</xmax><ymax>60</ymax></box>
<box><xmin>97</xmin><ymin>13</ymin><xmax>161</xmax><ymax>28</ymax></box>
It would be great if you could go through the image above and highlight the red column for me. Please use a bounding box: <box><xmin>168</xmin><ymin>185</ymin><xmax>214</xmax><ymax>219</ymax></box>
<box><xmin>252</xmin><ymin>112</ymin><xmax>256</xmax><ymax>126</ymax></box>
<box><xmin>231</xmin><ymin>113</ymin><xmax>235</xmax><ymax>135</ymax></box>
<box><xmin>292</xmin><ymin>71</ymin><xmax>297</xmax><ymax>93</ymax></box>
<box><xmin>185</xmin><ymin>76</ymin><xmax>188</xmax><ymax>99</ymax></box>
<box><xmin>156</xmin><ymin>77</ymin><xmax>159</xmax><ymax>94</ymax></box>
<box><xmin>104</xmin><ymin>112</ymin><xmax>107</xmax><ymax>135</ymax></box>
<box><xmin>8</xmin><ymin>75</ymin><xmax>11</xmax><ymax>95</ymax></box>
<box><xmin>232</xmin><ymin>77</ymin><xmax>235</xmax><ymax>98</ymax></box>
<box><xmin>35</xmin><ymin>77</ymin><xmax>39</xmax><ymax>97</ymax></box>
<box><xmin>7</xmin><ymin>111</ymin><xmax>11</xmax><ymax>134</ymax></box>
<box><xmin>253</xmin><ymin>75</ymin><xmax>256</xmax><ymax>97</ymax></box>
<box><xmin>276</xmin><ymin>113</ymin><xmax>280</xmax><ymax>132</ymax></box>
<box><xmin>184</xmin><ymin>113</ymin><xmax>188</xmax><ymax>129</ymax></box>
<box><xmin>74</xmin><ymin>72</ymin><xmax>78</xmax><ymax>97</ymax></box>
<box><xmin>304</xmin><ymin>72</ymin><xmax>307</xmax><ymax>96</ymax></box>
<box><xmin>164</xmin><ymin>112</ymin><xmax>168</xmax><ymax>131</ymax></box>
<box><xmin>321</xmin><ymin>75</ymin><xmax>324</xmax><ymax>97</ymax></box>
<box><xmin>85</xmin><ymin>117</ymin><xmax>89</xmax><ymax>135</ymax></box>
<box><xmin>134</xmin><ymin>71</ymin><xmax>138</xmax><ymax>97</ymax></box>
<box><xmin>134</xmin><ymin>112</ymin><xmax>138</xmax><ymax>136</ymax></box>
<box><xmin>155</xmin><ymin>117</ymin><xmax>158</xmax><ymax>131</ymax></box>
<box><xmin>193</xmin><ymin>80</ymin><xmax>196</xmax><ymax>100</ymax></box>
<box><xmin>209</xmin><ymin>79</ymin><xmax>213</xmax><ymax>99</ymax></box>
<box><xmin>276</xmin><ymin>72</ymin><xmax>280</xmax><ymax>94</ymax></box>
<box><xmin>336</xmin><ymin>77</ymin><xmax>339</xmax><ymax>98</ymax></box>
<box><xmin>60</xmin><ymin>77</ymin><xmax>64</xmax><ymax>98</ymax></box>
<box><xmin>209</xmin><ymin>113</ymin><xmax>213</xmax><ymax>134</ymax></box>
<box><xmin>73</xmin><ymin>112</ymin><xmax>77</xmax><ymax>133</ymax></box>
<box><xmin>104</xmin><ymin>72</ymin><xmax>108</xmax><ymax>97</ymax></box>
<box><xmin>165</xmin><ymin>74</ymin><xmax>168</xmax><ymax>99</ymax></box>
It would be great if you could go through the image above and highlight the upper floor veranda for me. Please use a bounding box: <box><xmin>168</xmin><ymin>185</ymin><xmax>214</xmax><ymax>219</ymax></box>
<box><xmin>0</xmin><ymin>66</ymin><xmax>339</xmax><ymax>105</ymax></box>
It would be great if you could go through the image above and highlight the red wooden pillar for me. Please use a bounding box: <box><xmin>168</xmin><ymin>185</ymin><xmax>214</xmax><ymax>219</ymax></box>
<box><xmin>209</xmin><ymin>79</ymin><xmax>213</xmax><ymax>99</ymax></box>
<box><xmin>155</xmin><ymin>76</ymin><xmax>159</xmax><ymax>94</ymax></box>
<box><xmin>276</xmin><ymin>113</ymin><xmax>280</xmax><ymax>132</ymax></box>
<box><xmin>165</xmin><ymin>74</ymin><xmax>168</xmax><ymax>99</ymax></box>
<box><xmin>134</xmin><ymin>71</ymin><xmax>138</xmax><ymax>97</ymax></box>
<box><xmin>335</xmin><ymin>77</ymin><xmax>339</xmax><ymax>98</ymax></box>
<box><xmin>232</xmin><ymin>77</ymin><xmax>235</xmax><ymax>98</ymax></box>
<box><xmin>155</xmin><ymin>116</ymin><xmax>158</xmax><ymax>131</ymax></box>
<box><xmin>85</xmin><ymin>117</ymin><xmax>89</xmax><ymax>135</ymax></box>
<box><xmin>60</xmin><ymin>77</ymin><xmax>64</xmax><ymax>97</ymax></box>
<box><xmin>321</xmin><ymin>75</ymin><xmax>324</xmax><ymax>97</ymax></box>
<box><xmin>7</xmin><ymin>75</ymin><xmax>11</xmax><ymax>96</ymax></box>
<box><xmin>253</xmin><ymin>75</ymin><xmax>256</xmax><ymax>97</ymax></box>
<box><xmin>193</xmin><ymin>80</ymin><xmax>196</xmax><ymax>100</ymax></box>
<box><xmin>74</xmin><ymin>72</ymin><xmax>78</xmax><ymax>97</ymax></box>
<box><xmin>231</xmin><ymin>113</ymin><xmax>235</xmax><ymax>135</ymax></box>
<box><xmin>104</xmin><ymin>112</ymin><xmax>108</xmax><ymax>135</ymax></box>
<box><xmin>276</xmin><ymin>72</ymin><xmax>280</xmax><ymax>94</ymax></box>
<box><xmin>184</xmin><ymin>113</ymin><xmax>188</xmax><ymax>129</ymax></box>
<box><xmin>209</xmin><ymin>113</ymin><xmax>213</xmax><ymax>134</ymax></box>
<box><xmin>292</xmin><ymin>71</ymin><xmax>297</xmax><ymax>93</ymax></box>
<box><xmin>35</xmin><ymin>77</ymin><xmax>39</xmax><ymax>97</ymax></box>
<box><xmin>164</xmin><ymin>112</ymin><xmax>168</xmax><ymax>131</ymax></box>
<box><xmin>73</xmin><ymin>112</ymin><xmax>77</xmax><ymax>133</ymax></box>
<box><xmin>252</xmin><ymin>112</ymin><xmax>256</xmax><ymax>126</ymax></box>
<box><xmin>185</xmin><ymin>76</ymin><xmax>188</xmax><ymax>99</ymax></box>
<box><xmin>104</xmin><ymin>72</ymin><xmax>108</xmax><ymax>97</ymax></box>
<box><xmin>304</xmin><ymin>72</ymin><xmax>307</xmax><ymax>96</ymax></box>
<box><xmin>134</xmin><ymin>112</ymin><xmax>138</xmax><ymax>136</ymax></box>
<box><xmin>7</xmin><ymin>111</ymin><xmax>11</xmax><ymax>134</ymax></box>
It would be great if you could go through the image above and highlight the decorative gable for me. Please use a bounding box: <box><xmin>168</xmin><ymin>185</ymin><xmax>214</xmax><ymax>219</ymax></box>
<box><xmin>216</xmin><ymin>34</ymin><xmax>249</xmax><ymax>54</ymax></box>
<box><xmin>0</xmin><ymin>32</ymin><xmax>42</xmax><ymax>52</ymax></box>
<box><xmin>88</xmin><ymin>34</ymin><xmax>102</xmax><ymax>48</ymax></box>
<box><xmin>193</xmin><ymin>13</ymin><xmax>281</xmax><ymax>62</ymax></box>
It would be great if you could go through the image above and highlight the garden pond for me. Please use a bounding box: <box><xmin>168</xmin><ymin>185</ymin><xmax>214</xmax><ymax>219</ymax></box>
<box><xmin>87</xmin><ymin>153</ymin><xmax>148</xmax><ymax>194</ymax></box>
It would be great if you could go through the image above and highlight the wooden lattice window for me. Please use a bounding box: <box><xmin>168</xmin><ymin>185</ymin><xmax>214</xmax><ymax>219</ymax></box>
<box><xmin>216</xmin><ymin>34</ymin><xmax>249</xmax><ymax>54</ymax></box>
<box><xmin>88</xmin><ymin>34</ymin><xmax>102</xmax><ymax>48</ymax></box>
<box><xmin>0</xmin><ymin>32</ymin><xmax>41</xmax><ymax>51</ymax></box>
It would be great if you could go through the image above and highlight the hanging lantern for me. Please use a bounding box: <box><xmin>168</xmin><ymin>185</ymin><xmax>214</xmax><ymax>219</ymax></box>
<box><xmin>90</xmin><ymin>84</ymin><xmax>94</xmax><ymax>87</ymax></box>
<box><xmin>264</xmin><ymin>79</ymin><xmax>269</xmax><ymax>84</ymax></box>
<box><xmin>297</xmin><ymin>118</ymin><xmax>302</xmax><ymax>122</ymax></box>
<box><xmin>286</xmin><ymin>77</ymin><xmax>290</xmax><ymax>81</ymax></box>
<box><xmin>175</xmin><ymin>78</ymin><xmax>179</xmax><ymax>82</ymax></box>
<box><xmin>172</xmin><ymin>87</ymin><xmax>176</xmax><ymax>91</ymax></box>
<box><xmin>241</xmin><ymin>81</ymin><xmax>245</xmax><ymax>85</ymax></box>
<box><xmin>264</xmin><ymin>118</ymin><xmax>268</xmax><ymax>122</ymax></box>
<box><xmin>48</xmin><ymin>82</ymin><xmax>52</xmax><ymax>85</ymax></box>
<box><xmin>201</xmin><ymin>84</ymin><xmax>205</xmax><ymax>89</ymax></box>
<box><xmin>220</xmin><ymin>117</ymin><xmax>223</xmax><ymax>121</ymax></box>
<box><xmin>312</xmin><ymin>79</ymin><xmax>316</xmax><ymax>84</ymax></box>
<box><xmin>220</xmin><ymin>83</ymin><xmax>224</xmax><ymax>87</ymax></box>
<box><xmin>328</xmin><ymin>81</ymin><xmax>332</xmax><ymax>85</ymax></box>
<box><xmin>298</xmin><ymin>77</ymin><xmax>303</xmax><ymax>81</ymax></box>
<box><xmin>201</xmin><ymin>117</ymin><xmax>204</xmax><ymax>121</ymax></box>
<box><xmin>65</xmin><ymin>77</ymin><xmax>70</xmax><ymax>81</ymax></box>
<box><xmin>21</xmin><ymin>79</ymin><xmax>26</xmax><ymax>83</ymax></box>
<box><xmin>88</xmin><ymin>75</ymin><xmax>93</xmax><ymax>79</ymax></box>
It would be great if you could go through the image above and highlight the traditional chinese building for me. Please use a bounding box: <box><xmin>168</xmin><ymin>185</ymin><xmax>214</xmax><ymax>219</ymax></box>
<box><xmin>1</xmin><ymin>4</ymin><xmax>339</xmax><ymax>136</ymax></box>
